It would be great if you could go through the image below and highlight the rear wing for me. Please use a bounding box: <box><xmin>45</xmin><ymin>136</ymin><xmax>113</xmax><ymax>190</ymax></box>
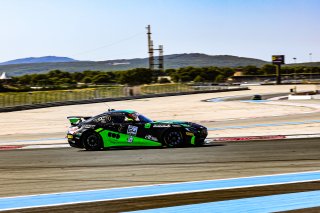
<box><xmin>67</xmin><ymin>116</ymin><xmax>91</xmax><ymax>126</ymax></box>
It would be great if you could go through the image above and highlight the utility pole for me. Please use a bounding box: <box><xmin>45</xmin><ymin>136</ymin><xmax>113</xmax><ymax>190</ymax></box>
<box><xmin>153</xmin><ymin>45</ymin><xmax>164</xmax><ymax>71</ymax></box>
<box><xmin>158</xmin><ymin>45</ymin><xmax>164</xmax><ymax>71</ymax></box>
<box><xmin>146</xmin><ymin>25</ymin><xmax>164</xmax><ymax>71</ymax></box>
<box><xmin>146</xmin><ymin>25</ymin><xmax>154</xmax><ymax>71</ymax></box>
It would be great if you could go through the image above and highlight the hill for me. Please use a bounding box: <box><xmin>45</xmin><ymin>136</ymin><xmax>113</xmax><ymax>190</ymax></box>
<box><xmin>0</xmin><ymin>56</ymin><xmax>77</xmax><ymax>65</ymax></box>
<box><xmin>285</xmin><ymin>62</ymin><xmax>320</xmax><ymax>67</ymax></box>
<box><xmin>0</xmin><ymin>53</ymin><xmax>269</xmax><ymax>76</ymax></box>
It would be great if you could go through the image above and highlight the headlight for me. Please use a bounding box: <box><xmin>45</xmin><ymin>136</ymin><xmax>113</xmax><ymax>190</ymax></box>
<box><xmin>200</xmin><ymin>128</ymin><xmax>208</xmax><ymax>136</ymax></box>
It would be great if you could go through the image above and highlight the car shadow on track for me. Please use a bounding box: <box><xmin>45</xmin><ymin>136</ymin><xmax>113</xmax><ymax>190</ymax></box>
<box><xmin>77</xmin><ymin>144</ymin><xmax>225</xmax><ymax>152</ymax></box>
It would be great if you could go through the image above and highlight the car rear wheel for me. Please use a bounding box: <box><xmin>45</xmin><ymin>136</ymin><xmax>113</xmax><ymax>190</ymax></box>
<box><xmin>163</xmin><ymin>130</ymin><xmax>184</xmax><ymax>148</ymax></box>
<box><xmin>82</xmin><ymin>132</ymin><xmax>103</xmax><ymax>151</ymax></box>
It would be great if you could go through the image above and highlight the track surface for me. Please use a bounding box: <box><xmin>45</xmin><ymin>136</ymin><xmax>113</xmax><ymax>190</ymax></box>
<box><xmin>1</xmin><ymin>138</ymin><xmax>319</xmax><ymax>198</ymax></box>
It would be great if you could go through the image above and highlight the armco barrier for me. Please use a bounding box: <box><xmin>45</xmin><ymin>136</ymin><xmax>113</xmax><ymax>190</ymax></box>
<box><xmin>0</xmin><ymin>87</ymin><xmax>248</xmax><ymax>113</ymax></box>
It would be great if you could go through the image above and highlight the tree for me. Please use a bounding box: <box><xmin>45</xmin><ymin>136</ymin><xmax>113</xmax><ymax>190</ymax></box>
<box><xmin>72</xmin><ymin>72</ymin><xmax>85</xmax><ymax>82</ymax></box>
<box><xmin>158</xmin><ymin>78</ymin><xmax>171</xmax><ymax>84</ymax></box>
<box><xmin>165</xmin><ymin>69</ymin><xmax>176</xmax><ymax>76</ymax></box>
<box><xmin>119</xmin><ymin>68</ymin><xmax>152</xmax><ymax>85</ymax></box>
<box><xmin>170</xmin><ymin>73</ymin><xmax>180</xmax><ymax>83</ymax></box>
<box><xmin>219</xmin><ymin>67</ymin><xmax>235</xmax><ymax>77</ymax></box>
<box><xmin>261</xmin><ymin>64</ymin><xmax>276</xmax><ymax>75</ymax></box>
<box><xmin>215</xmin><ymin>74</ymin><xmax>225</xmax><ymax>82</ymax></box>
<box><xmin>0</xmin><ymin>83</ymin><xmax>6</xmax><ymax>92</ymax></box>
<box><xmin>82</xmin><ymin>77</ymin><xmax>93</xmax><ymax>84</ymax></box>
<box><xmin>15</xmin><ymin>74</ymin><xmax>32</xmax><ymax>85</ymax></box>
<box><xmin>193</xmin><ymin>75</ymin><xmax>204</xmax><ymax>82</ymax></box>
<box><xmin>242</xmin><ymin>66</ymin><xmax>261</xmax><ymax>75</ymax></box>
<box><xmin>92</xmin><ymin>74</ymin><xmax>112</xmax><ymax>84</ymax></box>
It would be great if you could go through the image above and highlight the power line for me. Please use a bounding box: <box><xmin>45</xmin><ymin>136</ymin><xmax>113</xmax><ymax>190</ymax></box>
<box><xmin>72</xmin><ymin>31</ymin><xmax>145</xmax><ymax>58</ymax></box>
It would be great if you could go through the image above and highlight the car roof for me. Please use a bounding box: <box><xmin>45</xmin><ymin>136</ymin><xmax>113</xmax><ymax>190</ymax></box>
<box><xmin>108</xmin><ymin>110</ymin><xmax>136</xmax><ymax>114</ymax></box>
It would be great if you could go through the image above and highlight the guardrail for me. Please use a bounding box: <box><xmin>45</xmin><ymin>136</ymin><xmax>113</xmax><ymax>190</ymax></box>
<box><xmin>0</xmin><ymin>85</ymin><xmax>248</xmax><ymax>112</ymax></box>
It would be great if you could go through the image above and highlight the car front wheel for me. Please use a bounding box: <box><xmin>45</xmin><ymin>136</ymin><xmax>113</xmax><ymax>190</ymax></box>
<box><xmin>163</xmin><ymin>130</ymin><xmax>184</xmax><ymax>148</ymax></box>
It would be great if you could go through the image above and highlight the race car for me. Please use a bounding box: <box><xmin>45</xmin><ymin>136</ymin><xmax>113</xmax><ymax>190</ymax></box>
<box><xmin>67</xmin><ymin>109</ymin><xmax>207</xmax><ymax>150</ymax></box>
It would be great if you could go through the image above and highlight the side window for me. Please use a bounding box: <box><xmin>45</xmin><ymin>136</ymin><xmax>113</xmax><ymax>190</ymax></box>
<box><xmin>125</xmin><ymin>113</ymin><xmax>140</xmax><ymax>123</ymax></box>
<box><xmin>124</xmin><ymin>115</ymin><xmax>134</xmax><ymax>123</ymax></box>
<box><xmin>111</xmin><ymin>115</ymin><xmax>125</xmax><ymax>123</ymax></box>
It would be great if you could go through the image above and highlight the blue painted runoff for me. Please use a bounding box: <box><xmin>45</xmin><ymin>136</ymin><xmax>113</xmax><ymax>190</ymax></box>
<box><xmin>127</xmin><ymin>190</ymin><xmax>320</xmax><ymax>213</ymax></box>
<box><xmin>207</xmin><ymin>120</ymin><xmax>320</xmax><ymax>131</ymax></box>
<box><xmin>0</xmin><ymin>171</ymin><xmax>320</xmax><ymax>211</ymax></box>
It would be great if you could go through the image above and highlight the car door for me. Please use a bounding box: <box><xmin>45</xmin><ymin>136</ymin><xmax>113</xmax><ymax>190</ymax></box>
<box><xmin>122</xmin><ymin>114</ymin><xmax>161</xmax><ymax>146</ymax></box>
<box><xmin>105</xmin><ymin>114</ymin><xmax>144</xmax><ymax>146</ymax></box>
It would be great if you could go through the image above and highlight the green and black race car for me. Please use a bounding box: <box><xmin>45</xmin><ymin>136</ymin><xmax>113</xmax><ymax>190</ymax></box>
<box><xmin>67</xmin><ymin>109</ymin><xmax>208</xmax><ymax>150</ymax></box>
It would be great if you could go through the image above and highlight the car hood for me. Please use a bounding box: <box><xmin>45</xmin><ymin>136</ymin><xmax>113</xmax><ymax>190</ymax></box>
<box><xmin>153</xmin><ymin>120</ymin><xmax>189</xmax><ymax>124</ymax></box>
<box><xmin>152</xmin><ymin>120</ymin><xmax>204</xmax><ymax>128</ymax></box>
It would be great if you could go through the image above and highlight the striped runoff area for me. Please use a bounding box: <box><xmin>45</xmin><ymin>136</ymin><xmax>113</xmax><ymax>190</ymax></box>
<box><xmin>0</xmin><ymin>171</ymin><xmax>320</xmax><ymax>211</ymax></box>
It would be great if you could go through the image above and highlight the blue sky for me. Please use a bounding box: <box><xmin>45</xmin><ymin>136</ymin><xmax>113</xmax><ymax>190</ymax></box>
<box><xmin>0</xmin><ymin>0</ymin><xmax>319</xmax><ymax>63</ymax></box>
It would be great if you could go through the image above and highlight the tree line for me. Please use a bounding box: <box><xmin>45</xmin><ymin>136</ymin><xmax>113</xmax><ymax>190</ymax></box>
<box><xmin>4</xmin><ymin>64</ymin><xmax>320</xmax><ymax>90</ymax></box>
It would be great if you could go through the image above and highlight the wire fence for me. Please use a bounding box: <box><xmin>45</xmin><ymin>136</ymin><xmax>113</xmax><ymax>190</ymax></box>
<box><xmin>0</xmin><ymin>84</ymin><xmax>245</xmax><ymax>108</ymax></box>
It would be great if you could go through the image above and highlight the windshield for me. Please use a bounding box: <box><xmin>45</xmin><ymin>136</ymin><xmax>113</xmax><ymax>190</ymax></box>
<box><xmin>138</xmin><ymin>114</ymin><xmax>153</xmax><ymax>123</ymax></box>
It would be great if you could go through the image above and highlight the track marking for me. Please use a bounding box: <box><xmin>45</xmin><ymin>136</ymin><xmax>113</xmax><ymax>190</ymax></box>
<box><xmin>21</xmin><ymin>144</ymin><xmax>70</xmax><ymax>149</ymax></box>
<box><xmin>1</xmin><ymin>171</ymin><xmax>320</xmax><ymax>211</ymax></box>
<box><xmin>0</xmin><ymin>145</ymin><xmax>24</xmax><ymax>150</ymax></box>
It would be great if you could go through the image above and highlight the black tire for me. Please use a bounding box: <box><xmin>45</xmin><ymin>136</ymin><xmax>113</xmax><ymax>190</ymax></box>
<box><xmin>194</xmin><ymin>139</ymin><xmax>205</xmax><ymax>147</ymax></box>
<box><xmin>82</xmin><ymin>132</ymin><xmax>103</xmax><ymax>151</ymax></box>
<box><xmin>163</xmin><ymin>130</ymin><xmax>184</xmax><ymax>148</ymax></box>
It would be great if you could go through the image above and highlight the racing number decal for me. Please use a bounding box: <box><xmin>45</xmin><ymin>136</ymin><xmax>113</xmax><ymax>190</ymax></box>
<box><xmin>127</xmin><ymin>125</ymin><xmax>138</xmax><ymax>136</ymax></box>
<box><xmin>127</xmin><ymin>125</ymin><xmax>138</xmax><ymax>143</ymax></box>
<box><xmin>128</xmin><ymin>136</ymin><xmax>134</xmax><ymax>143</ymax></box>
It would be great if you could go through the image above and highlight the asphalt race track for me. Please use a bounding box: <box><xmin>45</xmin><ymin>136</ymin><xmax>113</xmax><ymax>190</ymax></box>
<box><xmin>1</xmin><ymin>138</ymin><xmax>320</xmax><ymax>212</ymax></box>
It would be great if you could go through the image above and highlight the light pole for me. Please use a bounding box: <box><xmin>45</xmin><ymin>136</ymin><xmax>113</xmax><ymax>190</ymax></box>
<box><xmin>309</xmin><ymin>53</ymin><xmax>313</xmax><ymax>62</ymax></box>
<box><xmin>293</xmin><ymin>57</ymin><xmax>297</xmax><ymax>81</ymax></box>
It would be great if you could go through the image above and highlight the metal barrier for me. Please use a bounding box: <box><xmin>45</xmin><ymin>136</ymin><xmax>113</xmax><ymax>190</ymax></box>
<box><xmin>0</xmin><ymin>85</ymin><xmax>246</xmax><ymax>108</ymax></box>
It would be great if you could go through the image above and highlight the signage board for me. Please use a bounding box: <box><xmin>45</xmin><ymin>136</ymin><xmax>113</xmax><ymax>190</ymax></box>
<box><xmin>272</xmin><ymin>55</ymin><xmax>285</xmax><ymax>65</ymax></box>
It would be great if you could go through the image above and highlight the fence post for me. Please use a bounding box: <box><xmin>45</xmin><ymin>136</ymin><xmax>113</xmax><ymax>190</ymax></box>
<box><xmin>68</xmin><ymin>90</ymin><xmax>73</xmax><ymax>101</ymax></box>
<box><xmin>94</xmin><ymin>89</ymin><xmax>98</xmax><ymax>99</ymax></box>
<box><xmin>28</xmin><ymin>92</ymin><xmax>33</xmax><ymax>105</ymax></box>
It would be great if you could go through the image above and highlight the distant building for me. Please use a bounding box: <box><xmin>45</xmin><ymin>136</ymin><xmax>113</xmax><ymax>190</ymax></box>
<box><xmin>233</xmin><ymin>71</ymin><xmax>244</xmax><ymax>76</ymax></box>
<box><xmin>0</xmin><ymin>72</ymin><xmax>11</xmax><ymax>80</ymax></box>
